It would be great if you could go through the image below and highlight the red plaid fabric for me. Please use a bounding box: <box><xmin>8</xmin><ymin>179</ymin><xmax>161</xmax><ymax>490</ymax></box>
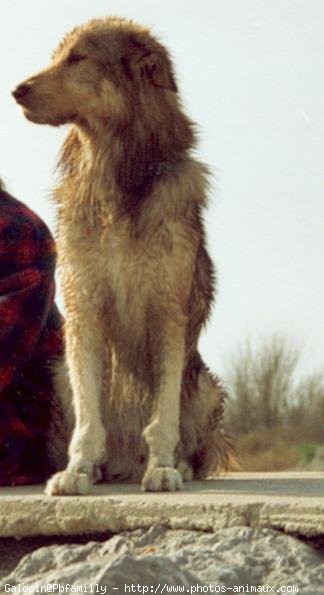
<box><xmin>0</xmin><ymin>187</ymin><xmax>64</xmax><ymax>485</ymax></box>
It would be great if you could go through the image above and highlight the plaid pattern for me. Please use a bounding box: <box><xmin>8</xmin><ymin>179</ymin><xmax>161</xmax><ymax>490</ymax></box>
<box><xmin>0</xmin><ymin>188</ymin><xmax>63</xmax><ymax>485</ymax></box>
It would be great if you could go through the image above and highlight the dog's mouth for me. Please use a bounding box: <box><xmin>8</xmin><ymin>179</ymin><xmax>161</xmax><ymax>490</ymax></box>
<box><xmin>23</xmin><ymin>108</ymin><xmax>73</xmax><ymax>126</ymax></box>
<box><xmin>22</xmin><ymin>108</ymin><xmax>52</xmax><ymax>124</ymax></box>
<box><xmin>16</xmin><ymin>103</ymin><xmax>76</xmax><ymax>126</ymax></box>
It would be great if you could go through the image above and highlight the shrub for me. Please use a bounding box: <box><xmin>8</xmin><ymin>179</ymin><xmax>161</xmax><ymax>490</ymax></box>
<box><xmin>225</xmin><ymin>336</ymin><xmax>324</xmax><ymax>471</ymax></box>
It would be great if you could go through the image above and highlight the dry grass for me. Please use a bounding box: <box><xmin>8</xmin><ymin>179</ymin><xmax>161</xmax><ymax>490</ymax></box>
<box><xmin>225</xmin><ymin>336</ymin><xmax>324</xmax><ymax>471</ymax></box>
<box><xmin>234</xmin><ymin>429</ymin><xmax>300</xmax><ymax>471</ymax></box>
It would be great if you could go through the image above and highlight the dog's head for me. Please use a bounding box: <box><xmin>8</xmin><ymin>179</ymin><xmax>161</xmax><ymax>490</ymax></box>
<box><xmin>12</xmin><ymin>18</ymin><xmax>178</xmax><ymax>130</ymax></box>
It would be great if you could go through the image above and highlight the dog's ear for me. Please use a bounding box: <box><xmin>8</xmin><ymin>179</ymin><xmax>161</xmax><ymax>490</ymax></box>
<box><xmin>134</xmin><ymin>51</ymin><xmax>177</xmax><ymax>92</ymax></box>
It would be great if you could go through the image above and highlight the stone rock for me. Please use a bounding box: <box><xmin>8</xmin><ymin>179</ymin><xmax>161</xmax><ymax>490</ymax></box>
<box><xmin>2</xmin><ymin>526</ymin><xmax>324</xmax><ymax>594</ymax></box>
<box><xmin>1</xmin><ymin>475</ymin><xmax>324</xmax><ymax>539</ymax></box>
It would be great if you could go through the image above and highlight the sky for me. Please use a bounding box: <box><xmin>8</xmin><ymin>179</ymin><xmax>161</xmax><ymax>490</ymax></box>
<box><xmin>1</xmin><ymin>0</ymin><xmax>324</xmax><ymax>383</ymax></box>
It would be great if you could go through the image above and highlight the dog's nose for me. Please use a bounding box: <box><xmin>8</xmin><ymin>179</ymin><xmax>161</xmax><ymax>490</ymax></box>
<box><xmin>12</xmin><ymin>83</ymin><xmax>31</xmax><ymax>100</ymax></box>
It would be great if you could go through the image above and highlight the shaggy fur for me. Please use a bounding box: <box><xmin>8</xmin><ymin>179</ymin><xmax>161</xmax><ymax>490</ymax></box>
<box><xmin>13</xmin><ymin>17</ymin><xmax>232</xmax><ymax>494</ymax></box>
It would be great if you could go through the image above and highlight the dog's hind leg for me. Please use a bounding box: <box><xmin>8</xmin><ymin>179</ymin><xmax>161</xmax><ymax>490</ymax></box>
<box><xmin>179</xmin><ymin>351</ymin><xmax>233</xmax><ymax>479</ymax></box>
<box><xmin>46</xmin><ymin>313</ymin><xmax>107</xmax><ymax>496</ymax></box>
<box><xmin>142</xmin><ymin>315</ymin><xmax>186</xmax><ymax>492</ymax></box>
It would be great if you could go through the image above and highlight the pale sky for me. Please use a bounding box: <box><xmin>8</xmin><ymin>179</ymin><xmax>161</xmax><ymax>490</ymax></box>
<box><xmin>1</xmin><ymin>0</ymin><xmax>324</xmax><ymax>382</ymax></box>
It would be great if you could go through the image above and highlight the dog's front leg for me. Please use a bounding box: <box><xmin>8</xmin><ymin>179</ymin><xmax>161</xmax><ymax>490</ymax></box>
<box><xmin>142</xmin><ymin>316</ymin><xmax>185</xmax><ymax>492</ymax></box>
<box><xmin>46</xmin><ymin>315</ymin><xmax>106</xmax><ymax>496</ymax></box>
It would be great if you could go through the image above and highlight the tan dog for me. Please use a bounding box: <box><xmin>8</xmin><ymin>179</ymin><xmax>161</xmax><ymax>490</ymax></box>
<box><xmin>13</xmin><ymin>17</ymin><xmax>232</xmax><ymax>494</ymax></box>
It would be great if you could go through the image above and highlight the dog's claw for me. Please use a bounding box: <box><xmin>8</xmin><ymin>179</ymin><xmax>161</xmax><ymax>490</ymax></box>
<box><xmin>142</xmin><ymin>466</ymin><xmax>183</xmax><ymax>492</ymax></box>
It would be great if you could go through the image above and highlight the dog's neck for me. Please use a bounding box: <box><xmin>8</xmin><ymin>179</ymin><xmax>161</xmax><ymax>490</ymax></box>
<box><xmin>56</xmin><ymin>101</ymin><xmax>195</xmax><ymax>222</ymax></box>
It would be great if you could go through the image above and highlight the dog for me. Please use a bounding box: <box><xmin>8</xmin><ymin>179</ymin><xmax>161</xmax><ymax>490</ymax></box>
<box><xmin>13</xmin><ymin>17</ymin><xmax>232</xmax><ymax>494</ymax></box>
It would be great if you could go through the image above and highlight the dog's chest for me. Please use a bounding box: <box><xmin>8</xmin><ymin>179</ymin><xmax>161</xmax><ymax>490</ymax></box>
<box><xmin>59</xmin><ymin>218</ymin><xmax>161</xmax><ymax>314</ymax></box>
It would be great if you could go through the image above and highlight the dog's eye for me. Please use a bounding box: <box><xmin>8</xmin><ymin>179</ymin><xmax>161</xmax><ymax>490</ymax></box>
<box><xmin>67</xmin><ymin>54</ymin><xmax>86</xmax><ymax>65</ymax></box>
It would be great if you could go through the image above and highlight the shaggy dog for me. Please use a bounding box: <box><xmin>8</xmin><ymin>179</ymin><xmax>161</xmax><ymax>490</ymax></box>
<box><xmin>13</xmin><ymin>17</ymin><xmax>232</xmax><ymax>495</ymax></box>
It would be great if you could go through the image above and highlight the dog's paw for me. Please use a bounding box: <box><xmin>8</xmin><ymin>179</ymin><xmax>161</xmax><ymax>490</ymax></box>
<box><xmin>45</xmin><ymin>470</ymin><xmax>92</xmax><ymax>496</ymax></box>
<box><xmin>177</xmin><ymin>459</ymin><xmax>194</xmax><ymax>482</ymax></box>
<box><xmin>142</xmin><ymin>466</ymin><xmax>183</xmax><ymax>492</ymax></box>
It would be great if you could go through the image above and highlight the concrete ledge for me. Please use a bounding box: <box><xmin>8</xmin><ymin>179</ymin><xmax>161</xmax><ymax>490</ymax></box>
<box><xmin>0</xmin><ymin>472</ymin><xmax>323</xmax><ymax>539</ymax></box>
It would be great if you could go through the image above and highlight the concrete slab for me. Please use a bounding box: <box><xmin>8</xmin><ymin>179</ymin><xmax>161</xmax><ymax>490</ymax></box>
<box><xmin>0</xmin><ymin>472</ymin><xmax>323</xmax><ymax>539</ymax></box>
